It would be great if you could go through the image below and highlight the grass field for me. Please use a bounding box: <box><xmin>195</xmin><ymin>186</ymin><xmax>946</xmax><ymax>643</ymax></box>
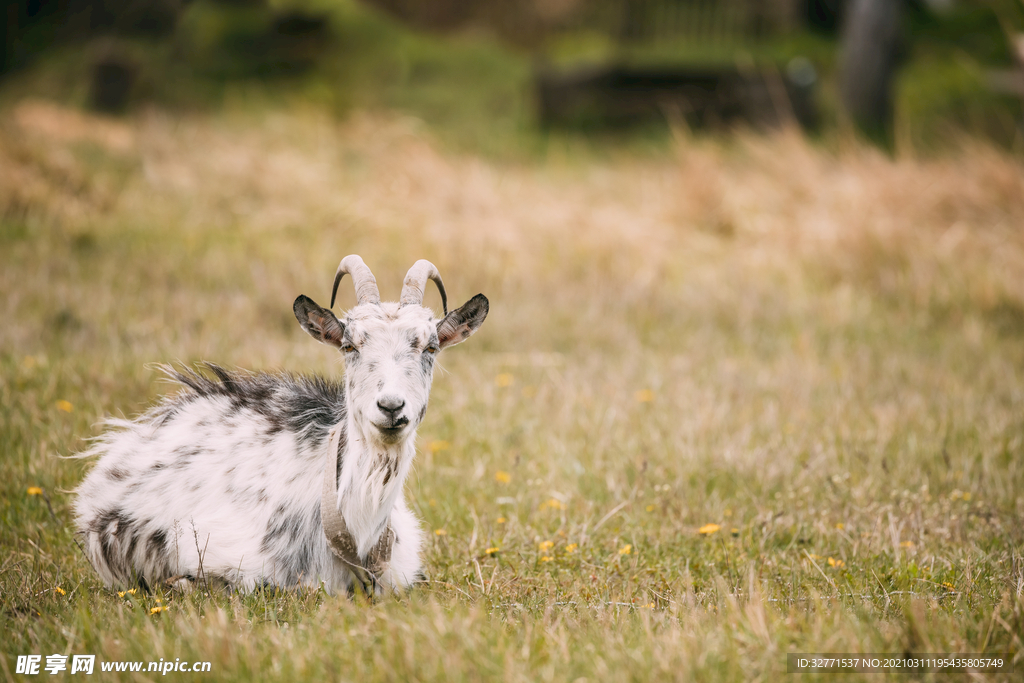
<box><xmin>1</xmin><ymin>98</ymin><xmax>1023</xmax><ymax>681</ymax></box>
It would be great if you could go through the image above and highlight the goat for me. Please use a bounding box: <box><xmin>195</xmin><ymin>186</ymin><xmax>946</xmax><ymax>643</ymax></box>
<box><xmin>73</xmin><ymin>256</ymin><xmax>488</xmax><ymax>594</ymax></box>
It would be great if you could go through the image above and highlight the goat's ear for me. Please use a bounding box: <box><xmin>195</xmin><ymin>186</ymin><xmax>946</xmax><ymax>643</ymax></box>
<box><xmin>437</xmin><ymin>294</ymin><xmax>488</xmax><ymax>349</ymax></box>
<box><xmin>293</xmin><ymin>295</ymin><xmax>345</xmax><ymax>348</ymax></box>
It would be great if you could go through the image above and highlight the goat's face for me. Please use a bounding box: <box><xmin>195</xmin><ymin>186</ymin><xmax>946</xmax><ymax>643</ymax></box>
<box><xmin>339</xmin><ymin>303</ymin><xmax>442</xmax><ymax>444</ymax></box>
<box><xmin>294</xmin><ymin>273</ymin><xmax>488</xmax><ymax>445</ymax></box>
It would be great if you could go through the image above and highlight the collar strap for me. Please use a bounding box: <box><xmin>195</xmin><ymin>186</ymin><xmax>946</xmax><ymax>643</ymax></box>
<box><xmin>321</xmin><ymin>425</ymin><xmax>394</xmax><ymax>594</ymax></box>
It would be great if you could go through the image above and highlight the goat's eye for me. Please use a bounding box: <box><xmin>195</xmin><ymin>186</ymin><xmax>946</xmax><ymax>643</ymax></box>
<box><xmin>341</xmin><ymin>342</ymin><xmax>357</xmax><ymax>353</ymax></box>
<box><xmin>424</xmin><ymin>345</ymin><xmax>439</xmax><ymax>355</ymax></box>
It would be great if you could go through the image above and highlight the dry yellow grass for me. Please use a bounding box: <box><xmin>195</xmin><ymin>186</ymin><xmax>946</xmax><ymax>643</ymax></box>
<box><xmin>1</xmin><ymin>100</ymin><xmax>1023</xmax><ymax>680</ymax></box>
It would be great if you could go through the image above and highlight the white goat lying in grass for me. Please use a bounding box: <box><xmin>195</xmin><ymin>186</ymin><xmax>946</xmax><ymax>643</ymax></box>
<box><xmin>74</xmin><ymin>256</ymin><xmax>488</xmax><ymax>594</ymax></box>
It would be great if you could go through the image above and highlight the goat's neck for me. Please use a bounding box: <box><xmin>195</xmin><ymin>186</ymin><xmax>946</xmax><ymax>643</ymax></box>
<box><xmin>334</xmin><ymin>416</ymin><xmax>415</xmax><ymax>557</ymax></box>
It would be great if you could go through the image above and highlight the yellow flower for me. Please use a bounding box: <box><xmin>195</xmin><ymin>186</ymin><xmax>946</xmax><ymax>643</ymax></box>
<box><xmin>429</xmin><ymin>440</ymin><xmax>450</xmax><ymax>453</ymax></box>
<box><xmin>117</xmin><ymin>589</ymin><xmax>138</xmax><ymax>598</ymax></box>
<box><xmin>56</xmin><ymin>400</ymin><xmax>73</xmax><ymax>413</ymax></box>
<box><xmin>496</xmin><ymin>517</ymin><xmax>506</xmax><ymax>524</ymax></box>
<box><xmin>149</xmin><ymin>606</ymin><xmax>167</xmax><ymax>614</ymax></box>
<box><xmin>27</xmin><ymin>486</ymin><xmax>43</xmax><ymax>496</ymax></box>
<box><xmin>434</xmin><ymin>529</ymin><xmax>447</xmax><ymax>536</ymax></box>
<box><xmin>807</xmin><ymin>553</ymin><xmax>823</xmax><ymax>560</ymax></box>
<box><xmin>962</xmin><ymin>492</ymin><xmax>972</xmax><ymax>501</ymax></box>
<box><xmin>54</xmin><ymin>587</ymin><xmax>66</xmax><ymax>596</ymax></box>
<box><xmin>485</xmin><ymin>547</ymin><xmax>500</xmax><ymax>555</ymax></box>
<box><xmin>731</xmin><ymin>528</ymin><xmax>739</xmax><ymax>536</ymax></box>
<box><xmin>642</xmin><ymin>602</ymin><xmax>655</xmax><ymax>608</ymax></box>
<box><xmin>646</xmin><ymin>504</ymin><xmax>655</xmax><ymax>512</ymax></box>
<box><xmin>495</xmin><ymin>373</ymin><xmax>514</xmax><ymax>388</ymax></box>
<box><xmin>827</xmin><ymin>557</ymin><xmax>845</xmax><ymax>568</ymax></box>
<box><xmin>900</xmin><ymin>540</ymin><xmax>914</xmax><ymax>548</ymax></box>
<box><xmin>619</xmin><ymin>544</ymin><xmax>632</xmax><ymax>555</ymax></box>
<box><xmin>541</xmin><ymin>498</ymin><xmax>566</xmax><ymax>511</ymax></box>
<box><xmin>634</xmin><ymin>389</ymin><xmax>654</xmax><ymax>403</ymax></box>
<box><xmin>565</xmin><ymin>543</ymin><xmax>578</xmax><ymax>554</ymax></box>
<box><xmin>942</xmin><ymin>582</ymin><xmax>956</xmax><ymax>591</ymax></box>
<box><xmin>698</xmin><ymin>523</ymin><xmax>720</xmax><ymax>535</ymax></box>
<box><xmin>835</xmin><ymin>523</ymin><xmax>845</xmax><ymax>530</ymax></box>
<box><xmin>539</xmin><ymin>556</ymin><xmax>554</xmax><ymax>563</ymax></box>
<box><xmin>494</xmin><ymin>471</ymin><xmax>511</xmax><ymax>484</ymax></box>
<box><xmin>538</xmin><ymin>540</ymin><xmax>554</xmax><ymax>551</ymax></box>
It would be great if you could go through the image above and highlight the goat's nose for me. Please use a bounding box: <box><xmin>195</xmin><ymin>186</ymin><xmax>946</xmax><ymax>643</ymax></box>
<box><xmin>377</xmin><ymin>395</ymin><xmax>405</xmax><ymax>416</ymax></box>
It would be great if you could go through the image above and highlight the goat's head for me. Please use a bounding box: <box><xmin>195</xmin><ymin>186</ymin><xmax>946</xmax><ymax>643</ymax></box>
<box><xmin>293</xmin><ymin>255</ymin><xmax>488</xmax><ymax>445</ymax></box>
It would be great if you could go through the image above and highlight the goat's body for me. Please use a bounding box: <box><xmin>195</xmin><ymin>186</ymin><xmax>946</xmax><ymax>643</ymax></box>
<box><xmin>74</xmin><ymin>366</ymin><xmax>424</xmax><ymax>593</ymax></box>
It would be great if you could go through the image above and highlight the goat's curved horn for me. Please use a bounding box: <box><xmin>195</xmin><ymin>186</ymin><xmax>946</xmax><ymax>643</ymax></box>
<box><xmin>331</xmin><ymin>255</ymin><xmax>381</xmax><ymax>309</ymax></box>
<box><xmin>400</xmin><ymin>260</ymin><xmax>447</xmax><ymax>316</ymax></box>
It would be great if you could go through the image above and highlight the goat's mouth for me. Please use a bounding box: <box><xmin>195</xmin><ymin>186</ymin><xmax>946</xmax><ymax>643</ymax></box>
<box><xmin>372</xmin><ymin>418</ymin><xmax>410</xmax><ymax>440</ymax></box>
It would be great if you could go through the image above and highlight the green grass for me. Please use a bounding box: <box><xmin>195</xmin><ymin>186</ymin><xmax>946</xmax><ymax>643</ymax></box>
<box><xmin>1</xmin><ymin>97</ymin><xmax>1023</xmax><ymax>680</ymax></box>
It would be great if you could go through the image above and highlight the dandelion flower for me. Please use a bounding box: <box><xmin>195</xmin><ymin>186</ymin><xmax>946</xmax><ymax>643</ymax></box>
<box><xmin>542</xmin><ymin>498</ymin><xmax>566</xmax><ymax>511</ymax></box>
<box><xmin>149</xmin><ymin>606</ymin><xmax>167</xmax><ymax>614</ymax></box>
<box><xmin>117</xmin><ymin>589</ymin><xmax>138</xmax><ymax>598</ymax></box>
<box><xmin>539</xmin><ymin>556</ymin><xmax>554</xmax><ymax>563</ymax></box>
<box><xmin>56</xmin><ymin>400</ymin><xmax>73</xmax><ymax>413</ymax></box>
<box><xmin>485</xmin><ymin>547</ymin><xmax>500</xmax><ymax>555</ymax></box>
<box><xmin>538</xmin><ymin>541</ymin><xmax>554</xmax><ymax>551</ymax></box>
<box><xmin>565</xmin><ymin>543</ymin><xmax>578</xmax><ymax>554</ymax></box>
<box><xmin>806</xmin><ymin>553</ymin><xmax>823</xmax><ymax>560</ymax></box>
<box><xmin>698</xmin><ymin>523</ymin><xmax>720</xmax><ymax>535</ymax></box>
<box><xmin>495</xmin><ymin>373</ymin><xmax>514</xmax><ymax>388</ymax></box>
<box><xmin>496</xmin><ymin>517</ymin><xmax>506</xmax><ymax>524</ymax></box>
<box><xmin>827</xmin><ymin>557</ymin><xmax>844</xmax><ymax>568</ymax></box>
<box><xmin>835</xmin><ymin>523</ymin><xmax>845</xmax><ymax>530</ymax></box>
<box><xmin>619</xmin><ymin>544</ymin><xmax>632</xmax><ymax>555</ymax></box>
<box><xmin>634</xmin><ymin>389</ymin><xmax>654</xmax><ymax>403</ymax></box>
<box><xmin>27</xmin><ymin>486</ymin><xmax>43</xmax><ymax>496</ymax></box>
<box><xmin>731</xmin><ymin>528</ymin><xmax>739</xmax><ymax>536</ymax></box>
<box><xmin>900</xmin><ymin>540</ymin><xmax>914</xmax><ymax>548</ymax></box>
<box><xmin>646</xmin><ymin>504</ymin><xmax>655</xmax><ymax>512</ymax></box>
<box><xmin>54</xmin><ymin>587</ymin><xmax>66</xmax><ymax>596</ymax></box>
<box><xmin>494</xmin><ymin>471</ymin><xmax>511</xmax><ymax>484</ymax></box>
<box><xmin>434</xmin><ymin>529</ymin><xmax>447</xmax><ymax>536</ymax></box>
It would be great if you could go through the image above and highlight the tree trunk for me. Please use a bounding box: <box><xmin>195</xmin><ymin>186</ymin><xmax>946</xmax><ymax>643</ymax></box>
<box><xmin>839</xmin><ymin>0</ymin><xmax>903</xmax><ymax>140</ymax></box>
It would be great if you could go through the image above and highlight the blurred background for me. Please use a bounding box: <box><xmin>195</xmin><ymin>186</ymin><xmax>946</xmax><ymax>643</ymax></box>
<box><xmin>2</xmin><ymin>0</ymin><xmax>1023</xmax><ymax>151</ymax></box>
